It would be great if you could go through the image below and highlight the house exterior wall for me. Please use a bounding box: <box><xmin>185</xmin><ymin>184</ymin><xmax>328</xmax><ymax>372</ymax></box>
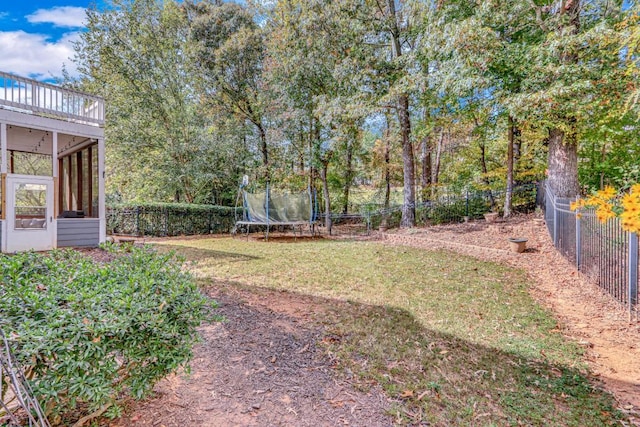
<box><xmin>57</xmin><ymin>218</ymin><xmax>100</xmax><ymax>248</ymax></box>
<box><xmin>0</xmin><ymin>78</ymin><xmax>105</xmax><ymax>252</ymax></box>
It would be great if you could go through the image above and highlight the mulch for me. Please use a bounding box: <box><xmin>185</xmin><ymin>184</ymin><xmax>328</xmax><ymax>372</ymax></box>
<box><xmin>109</xmin><ymin>286</ymin><xmax>393</xmax><ymax>427</ymax></box>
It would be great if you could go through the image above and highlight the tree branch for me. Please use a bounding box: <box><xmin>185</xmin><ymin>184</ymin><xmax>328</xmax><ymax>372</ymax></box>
<box><xmin>72</xmin><ymin>402</ymin><xmax>113</xmax><ymax>427</ymax></box>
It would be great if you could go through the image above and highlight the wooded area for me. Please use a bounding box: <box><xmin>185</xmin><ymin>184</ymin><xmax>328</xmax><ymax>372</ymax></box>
<box><xmin>70</xmin><ymin>0</ymin><xmax>640</xmax><ymax>227</ymax></box>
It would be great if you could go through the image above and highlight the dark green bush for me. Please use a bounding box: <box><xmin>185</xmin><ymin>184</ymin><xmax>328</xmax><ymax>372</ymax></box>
<box><xmin>0</xmin><ymin>244</ymin><xmax>209</xmax><ymax>422</ymax></box>
<box><xmin>107</xmin><ymin>202</ymin><xmax>238</xmax><ymax>237</ymax></box>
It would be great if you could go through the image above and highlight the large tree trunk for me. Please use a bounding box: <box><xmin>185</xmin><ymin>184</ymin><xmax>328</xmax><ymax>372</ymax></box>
<box><xmin>547</xmin><ymin>128</ymin><xmax>580</xmax><ymax>197</ymax></box>
<box><xmin>504</xmin><ymin>115</ymin><xmax>515</xmax><ymax>217</ymax></box>
<box><xmin>399</xmin><ymin>95</ymin><xmax>415</xmax><ymax>227</ymax></box>
<box><xmin>547</xmin><ymin>0</ymin><xmax>581</xmax><ymax>198</ymax></box>
<box><xmin>387</xmin><ymin>0</ymin><xmax>415</xmax><ymax>228</ymax></box>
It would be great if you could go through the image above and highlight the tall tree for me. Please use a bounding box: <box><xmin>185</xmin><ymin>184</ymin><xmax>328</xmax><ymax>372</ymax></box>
<box><xmin>185</xmin><ymin>1</ymin><xmax>270</xmax><ymax>180</ymax></box>
<box><xmin>74</xmin><ymin>0</ymin><xmax>220</xmax><ymax>203</ymax></box>
<box><xmin>379</xmin><ymin>0</ymin><xmax>416</xmax><ymax>226</ymax></box>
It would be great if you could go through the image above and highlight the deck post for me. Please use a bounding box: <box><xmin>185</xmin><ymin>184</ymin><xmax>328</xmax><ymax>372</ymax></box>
<box><xmin>52</xmin><ymin>131</ymin><xmax>58</xmax><ymax>247</ymax></box>
<box><xmin>0</xmin><ymin>122</ymin><xmax>6</xmax><ymax>174</ymax></box>
<box><xmin>0</xmin><ymin>122</ymin><xmax>5</xmax><ymax>252</ymax></box>
<box><xmin>98</xmin><ymin>137</ymin><xmax>106</xmax><ymax>243</ymax></box>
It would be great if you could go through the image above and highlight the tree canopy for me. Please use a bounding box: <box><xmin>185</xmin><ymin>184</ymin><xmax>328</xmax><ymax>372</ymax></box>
<box><xmin>72</xmin><ymin>0</ymin><xmax>637</xmax><ymax>218</ymax></box>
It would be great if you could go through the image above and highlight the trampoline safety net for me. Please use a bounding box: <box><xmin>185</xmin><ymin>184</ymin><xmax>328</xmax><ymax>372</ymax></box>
<box><xmin>243</xmin><ymin>190</ymin><xmax>314</xmax><ymax>224</ymax></box>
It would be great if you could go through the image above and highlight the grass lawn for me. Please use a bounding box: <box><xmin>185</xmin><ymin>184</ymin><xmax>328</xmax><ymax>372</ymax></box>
<box><xmin>160</xmin><ymin>237</ymin><xmax>623</xmax><ymax>426</ymax></box>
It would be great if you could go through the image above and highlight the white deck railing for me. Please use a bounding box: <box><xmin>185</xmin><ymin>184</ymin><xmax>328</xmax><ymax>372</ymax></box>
<box><xmin>0</xmin><ymin>71</ymin><xmax>104</xmax><ymax>126</ymax></box>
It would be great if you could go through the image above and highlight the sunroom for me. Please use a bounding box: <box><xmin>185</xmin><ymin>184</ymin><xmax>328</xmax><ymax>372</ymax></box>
<box><xmin>0</xmin><ymin>71</ymin><xmax>105</xmax><ymax>252</ymax></box>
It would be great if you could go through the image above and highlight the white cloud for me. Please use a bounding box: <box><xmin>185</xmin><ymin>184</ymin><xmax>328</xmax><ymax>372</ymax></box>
<box><xmin>26</xmin><ymin>6</ymin><xmax>86</xmax><ymax>28</ymax></box>
<box><xmin>0</xmin><ymin>31</ymin><xmax>79</xmax><ymax>79</ymax></box>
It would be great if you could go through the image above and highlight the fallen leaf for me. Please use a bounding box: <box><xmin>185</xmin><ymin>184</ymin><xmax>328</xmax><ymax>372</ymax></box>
<box><xmin>400</xmin><ymin>389</ymin><xmax>414</xmax><ymax>398</ymax></box>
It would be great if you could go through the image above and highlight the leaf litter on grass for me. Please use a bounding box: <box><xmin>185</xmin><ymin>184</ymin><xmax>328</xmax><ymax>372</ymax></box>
<box><xmin>154</xmin><ymin>237</ymin><xmax>627</xmax><ymax>426</ymax></box>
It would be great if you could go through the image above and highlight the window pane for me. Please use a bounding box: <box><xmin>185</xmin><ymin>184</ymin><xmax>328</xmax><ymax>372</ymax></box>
<box><xmin>11</xmin><ymin>151</ymin><xmax>52</xmax><ymax>176</ymax></box>
<box><xmin>15</xmin><ymin>183</ymin><xmax>47</xmax><ymax>229</ymax></box>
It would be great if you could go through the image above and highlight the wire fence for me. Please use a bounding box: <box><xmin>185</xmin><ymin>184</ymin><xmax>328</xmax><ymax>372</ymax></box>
<box><xmin>107</xmin><ymin>185</ymin><xmax>539</xmax><ymax>238</ymax></box>
<box><xmin>323</xmin><ymin>183</ymin><xmax>538</xmax><ymax>236</ymax></box>
<box><xmin>543</xmin><ymin>182</ymin><xmax>639</xmax><ymax>318</ymax></box>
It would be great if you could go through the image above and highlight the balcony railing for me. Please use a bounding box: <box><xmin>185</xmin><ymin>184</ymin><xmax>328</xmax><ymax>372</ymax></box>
<box><xmin>0</xmin><ymin>71</ymin><xmax>104</xmax><ymax>126</ymax></box>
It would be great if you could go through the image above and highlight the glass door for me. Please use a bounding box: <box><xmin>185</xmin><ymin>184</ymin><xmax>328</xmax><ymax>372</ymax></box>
<box><xmin>6</xmin><ymin>175</ymin><xmax>54</xmax><ymax>252</ymax></box>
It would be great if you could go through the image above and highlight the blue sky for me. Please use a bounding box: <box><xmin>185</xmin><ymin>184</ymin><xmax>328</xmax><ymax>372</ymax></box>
<box><xmin>0</xmin><ymin>1</ymin><xmax>102</xmax><ymax>81</ymax></box>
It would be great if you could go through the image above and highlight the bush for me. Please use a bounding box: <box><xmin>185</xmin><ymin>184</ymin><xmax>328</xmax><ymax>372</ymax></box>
<box><xmin>0</xmin><ymin>244</ymin><xmax>209</xmax><ymax>423</ymax></box>
<box><xmin>107</xmin><ymin>202</ymin><xmax>237</xmax><ymax>237</ymax></box>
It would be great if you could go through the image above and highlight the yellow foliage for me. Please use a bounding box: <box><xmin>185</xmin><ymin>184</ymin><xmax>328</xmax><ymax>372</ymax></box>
<box><xmin>571</xmin><ymin>185</ymin><xmax>640</xmax><ymax>233</ymax></box>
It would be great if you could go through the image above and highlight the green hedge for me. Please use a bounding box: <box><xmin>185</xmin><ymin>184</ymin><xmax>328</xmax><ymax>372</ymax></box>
<box><xmin>107</xmin><ymin>202</ymin><xmax>237</xmax><ymax>237</ymax></box>
<box><xmin>0</xmin><ymin>245</ymin><xmax>209</xmax><ymax>422</ymax></box>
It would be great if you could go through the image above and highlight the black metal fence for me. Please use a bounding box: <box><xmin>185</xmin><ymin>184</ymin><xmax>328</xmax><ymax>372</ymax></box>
<box><xmin>107</xmin><ymin>203</ymin><xmax>237</xmax><ymax>237</ymax></box>
<box><xmin>323</xmin><ymin>183</ymin><xmax>538</xmax><ymax>236</ymax></box>
<box><xmin>543</xmin><ymin>182</ymin><xmax>639</xmax><ymax>317</ymax></box>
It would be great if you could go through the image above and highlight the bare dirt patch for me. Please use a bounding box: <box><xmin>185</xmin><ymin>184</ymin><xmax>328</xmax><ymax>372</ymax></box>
<box><xmin>109</xmin><ymin>284</ymin><xmax>392</xmax><ymax>427</ymax></box>
<box><xmin>383</xmin><ymin>214</ymin><xmax>640</xmax><ymax>421</ymax></box>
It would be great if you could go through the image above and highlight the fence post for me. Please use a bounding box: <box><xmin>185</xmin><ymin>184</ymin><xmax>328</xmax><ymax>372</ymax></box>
<box><xmin>628</xmin><ymin>232</ymin><xmax>638</xmax><ymax>321</ymax></box>
<box><xmin>553</xmin><ymin>201</ymin><xmax>558</xmax><ymax>247</ymax></box>
<box><xmin>575</xmin><ymin>209</ymin><xmax>581</xmax><ymax>270</ymax></box>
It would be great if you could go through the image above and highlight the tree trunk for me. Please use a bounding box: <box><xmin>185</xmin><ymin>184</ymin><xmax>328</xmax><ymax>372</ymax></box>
<box><xmin>513</xmin><ymin>130</ymin><xmax>521</xmax><ymax>168</ymax></box>
<box><xmin>431</xmin><ymin>128</ymin><xmax>444</xmax><ymax>199</ymax></box>
<box><xmin>387</xmin><ymin>0</ymin><xmax>415</xmax><ymax>228</ymax></box>
<box><xmin>258</xmin><ymin>124</ymin><xmax>269</xmax><ymax>182</ymax></box>
<box><xmin>399</xmin><ymin>95</ymin><xmax>415</xmax><ymax>227</ymax></box>
<box><xmin>504</xmin><ymin>115</ymin><xmax>515</xmax><ymax>217</ymax></box>
<box><xmin>547</xmin><ymin>128</ymin><xmax>580</xmax><ymax>197</ymax></box>
<box><xmin>342</xmin><ymin>138</ymin><xmax>354</xmax><ymax>214</ymax></box>
<box><xmin>480</xmin><ymin>140</ymin><xmax>496</xmax><ymax>210</ymax></box>
<box><xmin>320</xmin><ymin>159</ymin><xmax>332</xmax><ymax>235</ymax></box>
<box><xmin>384</xmin><ymin>129</ymin><xmax>391</xmax><ymax>210</ymax></box>
<box><xmin>308</xmin><ymin>117</ymin><xmax>315</xmax><ymax>196</ymax></box>
<box><xmin>546</xmin><ymin>0</ymin><xmax>580</xmax><ymax>198</ymax></box>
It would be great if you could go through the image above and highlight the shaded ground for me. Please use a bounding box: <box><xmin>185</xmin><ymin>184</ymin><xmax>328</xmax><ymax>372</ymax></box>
<box><xmin>384</xmin><ymin>214</ymin><xmax>640</xmax><ymax>421</ymax></box>
<box><xmin>109</xmin><ymin>285</ymin><xmax>392</xmax><ymax>427</ymax></box>
<box><xmin>106</xmin><ymin>214</ymin><xmax>640</xmax><ymax>425</ymax></box>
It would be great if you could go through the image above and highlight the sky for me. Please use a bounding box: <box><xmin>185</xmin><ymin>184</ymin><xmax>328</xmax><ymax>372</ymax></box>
<box><xmin>0</xmin><ymin>1</ymin><xmax>102</xmax><ymax>81</ymax></box>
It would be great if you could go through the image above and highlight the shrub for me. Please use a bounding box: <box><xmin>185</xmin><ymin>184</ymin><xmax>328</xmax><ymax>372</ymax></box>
<box><xmin>0</xmin><ymin>244</ymin><xmax>209</xmax><ymax>423</ymax></box>
<box><xmin>107</xmin><ymin>202</ymin><xmax>237</xmax><ymax>237</ymax></box>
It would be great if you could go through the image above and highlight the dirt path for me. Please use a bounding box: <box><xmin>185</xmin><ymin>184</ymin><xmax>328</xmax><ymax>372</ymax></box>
<box><xmin>110</xmin><ymin>215</ymin><xmax>640</xmax><ymax>425</ymax></box>
<box><xmin>111</xmin><ymin>286</ymin><xmax>392</xmax><ymax>427</ymax></box>
<box><xmin>383</xmin><ymin>215</ymin><xmax>640</xmax><ymax>420</ymax></box>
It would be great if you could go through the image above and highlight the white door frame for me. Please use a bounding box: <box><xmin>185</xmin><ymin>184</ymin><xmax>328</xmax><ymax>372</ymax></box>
<box><xmin>5</xmin><ymin>174</ymin><xmax>55</xmax><ymax>252</ymax></box>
